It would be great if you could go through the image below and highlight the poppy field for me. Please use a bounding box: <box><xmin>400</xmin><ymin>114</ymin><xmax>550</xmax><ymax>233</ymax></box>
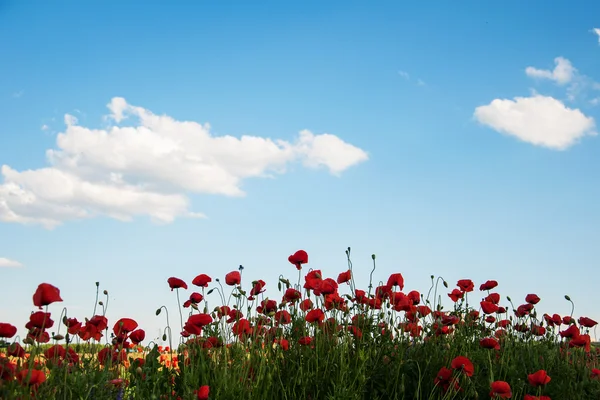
<box><xmin>1</xmin><ymin>248</ymin><xmax>599</xmax><ymax>399</ymax></box>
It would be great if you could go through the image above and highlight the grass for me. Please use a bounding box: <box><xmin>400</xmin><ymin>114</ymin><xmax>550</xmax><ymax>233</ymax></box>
<box><xmin>0</xmin><ymin>248</ymin><xmax>599</xmax><ymax>399</ymax></box>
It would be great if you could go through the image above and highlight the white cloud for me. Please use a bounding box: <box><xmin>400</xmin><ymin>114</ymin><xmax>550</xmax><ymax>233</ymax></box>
<box><xmin>0</xmin><ymin>97</ymin><xmax>368</xmax><ymax>228</ymax></box>
<box><xmin>593</xmin><ymin>28</ymin><xmax>600</xmax><ymax>44</ymax></box>
<box><xmin>0</xmin><ymin>257</ymin><xmax>23</xmax><ymax>268</ymax></box>
<box><xmin>474</xmin><ymin>95</ymin><xmax>596</xmax><ymax>150</ymax></box>
<box><xmin>525</xmin><ymin>57</ymin><xmax>576</xmax><ymax>85</ymax></box>
<box><xmin>41</xmin><ymin>124</ymin><xmax>49</xmax><ymax>131</ymax></box>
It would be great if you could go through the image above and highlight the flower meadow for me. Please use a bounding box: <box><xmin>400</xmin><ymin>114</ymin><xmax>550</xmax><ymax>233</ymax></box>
<box><xmin>1</xmin><ymin>248</ymin><xmax>599</xmax><ymax>399</ymax></box>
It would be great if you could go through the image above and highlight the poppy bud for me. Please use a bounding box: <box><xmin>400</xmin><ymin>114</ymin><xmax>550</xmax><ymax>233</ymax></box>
<box><xmin>564</xmin><ymin>295</ymin><xmax>571</xmax><ymax>301</ymax></box>
<box><xmin>103</xmin><ymin>290</ymin><xmax>108</xmax><ymax>295</ymax></box>
<box><xmin>156</xmin><ymin>308</ymin><xmax>162</xmax><ymax>316</ymax></box>
<box><xmin>53</xmin><ymin>334</ymin><xmax>65</xmax><ymax>341</ymax></box>
<box><xmin>371</xmin><ymin>254</ymin><xmax>376</xmax><ymax>260</ymax></box>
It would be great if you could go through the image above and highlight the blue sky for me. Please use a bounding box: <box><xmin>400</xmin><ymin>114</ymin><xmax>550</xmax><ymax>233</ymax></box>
<box><xmin>1</xmin><ymin>1</ymin><xmax>600</xmax><ymax>342</ymax></box>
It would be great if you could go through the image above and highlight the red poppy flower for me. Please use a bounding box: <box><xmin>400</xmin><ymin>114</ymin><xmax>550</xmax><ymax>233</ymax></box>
<box><xmin>167</xmin><ymin>277</ymin><xmax>188</xmax><ymax>291</ymax></box>
<box><xmin>319</xmin><ymin>278</ymin><xmax>338</xmax><ymax>295</ymax></box>
<box><xmin>0</xmin><ymin>322</ymin><xmax>17</xmax><ymax>338</ymax></box>
<box><xmin>299</xmin><ymin>298</ymin><xmax>313</xmax><ymax>311</ymax></box>
<box><xmin>17</xmin><ymin>369</ymin><xmax>46</xmax><ymax>386</ymax></box>
<box><xmin>225</xmin><ymin>271</ymin><xmax>241</xmax><ymax>286</ymax></box>
<box><xmin>480</xmin><ymin>337</ymin><xmax>500</xmax><ymax>350</ymax></box>
<box><xmin>562</xmin><ymin>315</ymin><xmax>575</xmax><ymax>325</ymax></box>
<box><xmin>531</xmin><ymin>325</ymin><xmax>546</xmax><ymax>336</ymax></box>
<box><xmin>448</xmin><ymin>289</ymin><xmax>464</xmax><ymax>302</ymax></box>
<box><xmin>523</xmin><ymin>395</ymin><xmax>551</xmax><ymax>400</ymax></box>
<box><xmin>7</xmin><ymin>342</ymin><xmax>26</xmax><ymax>358</ymax></box>
<box><xmin>559</xmin><ymin>324</ymin><xmax>580</xmax><ymax>339</ymax></box>
<box><xmin>481</xmin><ymin>301</ymin><xmax>499</xmax><ymax>315</ymax></box>
<box><xmin>192</xmin><ymin>274</ymin><xmax>211</xmax><ymax>287</ymax></box>
<box><xmin>98</xmin><ymin>348</ymin><xmax>127</xmax><ymax>366</ymax></box>
<box><xmin>44</xmin><ymin>344</ymin><xmax>67</xmax><ymax>364</ymax></box>
<box><xmin>64</xmin><ymin>317</ymin><xmax>82</xmax><ymax>335</ymax></box>
<box><xmin>32</xmin><ymin>283</ymin><xmax>63</xmax><ymax>309</ymax></box>
<box><xmin>417</xmin><ymin>305</ymin><xmax>432</xmax><ymax>317</ymax></box>
<box><xmin>195</xmin><ymin>385</ymin><xmax>210</xmax><ymax>400</ymax></box>
<box><xmin>288</xmin><ymin>250</ymin><xmax>308</xmax><ymax>270</ymax></box>
<box><xmin>591</xmin><ymin>368</ymin><xmax>600</xmax><ymax>379</ymax></box>
<box><xmin>569</xmin><ymin>333</ymin><xmax>591</xmax><ymax>352</ymax></box>
<box><xmin>578</xmin><ymin>316</ymin><xmax>598</xmax><ymax>328</ymax></box>
<box><xmin>298</xmin><ymin>336</ymin><xmax>313</xmax><ymax>345</ymax></box>
<box><xmin>129</xmin><ymin>329</ymin><xmax>145</xmax><ymax>344</ymax></box>
<box><xmin>226</xmin><ymin>309</ymin><xmax>243</xmax><ymax>323</ymax></box>
<box><xmin>305</xmin><ymin>309</ymin><xmax>325</xmax><ymax>324</ymax></box>
<box><xmin>257</xmin><ymin>299</ymin><xmax>277</xmax><ymax>315</ymax></box>
<box><xmin>515</xmin><ymin>303</ymin><xmax>534</xmax><ymax>317</ymax></box>
<box><xmin>113</xmin><ymin>318</ymin><xmax>138</xmax><ymax>336</ymax></box>
<box><xmin>232</xmin><ymin>319</ymin><xmax>252</xmax><ymax>336</ymax></box>
<box><xmin>189</xmin><ymin>292</ymin><xmax>204</xmax><ymax>304</ymax></box>
<box><xmin>382</xmin><ymin>273</ymin><xmax>403</xmax><ymax>290</ymax></box>
<box><xmin>354</xmin><ymin>289</ymin><xmax>366</xmax><ymax>302</ymax></box>
<box><xmin>283</xmin><ymin>288</ymin><xmax>301</xmax><ymax>302</ymax></box>
<box><xmin>457</xmin><ymin>279</ymin><xmax>474</xmax><ymax>292</ymax></box>
<box><xmin>525</xmin><ymin>294</ymin><xmax>540</xmax><ymax>305</ymax></box>
<box><xmin>274</xmin><ymin>310</ymin><xmax>291</xmax><ymax>325</ymax></box>
<box><xmin>450</xmin><ymin>356</ymin><xmax>474</xmax><ymax>376</ymax></box>
<box><xmin>528</xmin><ymin>370</ymin><xmax>551</xmax><ymax>386</ymax></box>
<box><xmin>27</xmin><ymin>328</ymin><xmax>50</xmax><ymax>343</ymax></box>
<box><xmin>433</xmin><ymin>366</ymin><xmax>459</xmax><ymax>392</ymax></box>
<box><xmin>480</xmin><ymin>280</ymin><xmax>498</xmax><ymax>291</ymax></box>
<box><xmin>187</xmin><ymin>313</ymin><xmax>213</xmax><ymax>327</ymax></box>
<box><xmin>485</xmin><ymin>293</ymin><xmax>501</xmax><ymax>304</ymax></box>
<box><xmin>337</xmin><ymin>270</ymin><xmax>352</xmax><ymax>284</ymax></box>
<box><xmin>275</xmin><ymin>338</ymin><xmax>289</xmax><ymax>350</ymax></box>
<box><xmin>27</xmin><ymin>312</ymin><xmax>54</xmax><ymax>330</ymax></box>
<box><xmin>434</xmin><ymin>366</ymin><xmax>452</xmax><ymax>385</ymax></box>
<box><xmin>250</xmin><ymin>280</ymin><xmax>266</xmax><ymax>296</ymax></box>
<box><xmin>489</xmin><ymin>381</ymin><xmax>511</xmax><ymax>398</ymax></box>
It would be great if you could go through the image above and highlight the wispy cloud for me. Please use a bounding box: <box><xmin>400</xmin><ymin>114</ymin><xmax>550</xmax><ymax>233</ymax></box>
<box><xmin>0</xmin><ymin>97</ymin><xmax>369</xmax><ymax>228</ymax></box>
<box><xmin>525</xmin><ymin>57</ymin><xmax>575</xmax><ymax>85</ymax></box>
<box><xmin>0</xmin><ymin>257</ymin><xmax>23</xmax><ymax>268</ymax></box>
<box><xmin>398</xmin><ymin>70</ymin><xmax>410</xmax><ymax>80</ymax></box>
<box><xmin>592</xmin><ymin>28</ymin><xmax>600</xmax><ymax>44</ymax></box>
<box><xmin>41</xmin><ymin>124</ymin><xmax>49</xmax><ymax>131</ymax></box>
<box><xmin>398</xmin><ymin>70</ymin><xmax>426</xmax><ymax>87</ymax></box>
<box><xmin>526</xmin><ymin>56</ymin><xmax>599</xmax><ymax>103</ymax></box>
<box><xmin>12</xmin><ymin>90</ymin><xmax>24</xmax><ymax>98</ymax></box>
